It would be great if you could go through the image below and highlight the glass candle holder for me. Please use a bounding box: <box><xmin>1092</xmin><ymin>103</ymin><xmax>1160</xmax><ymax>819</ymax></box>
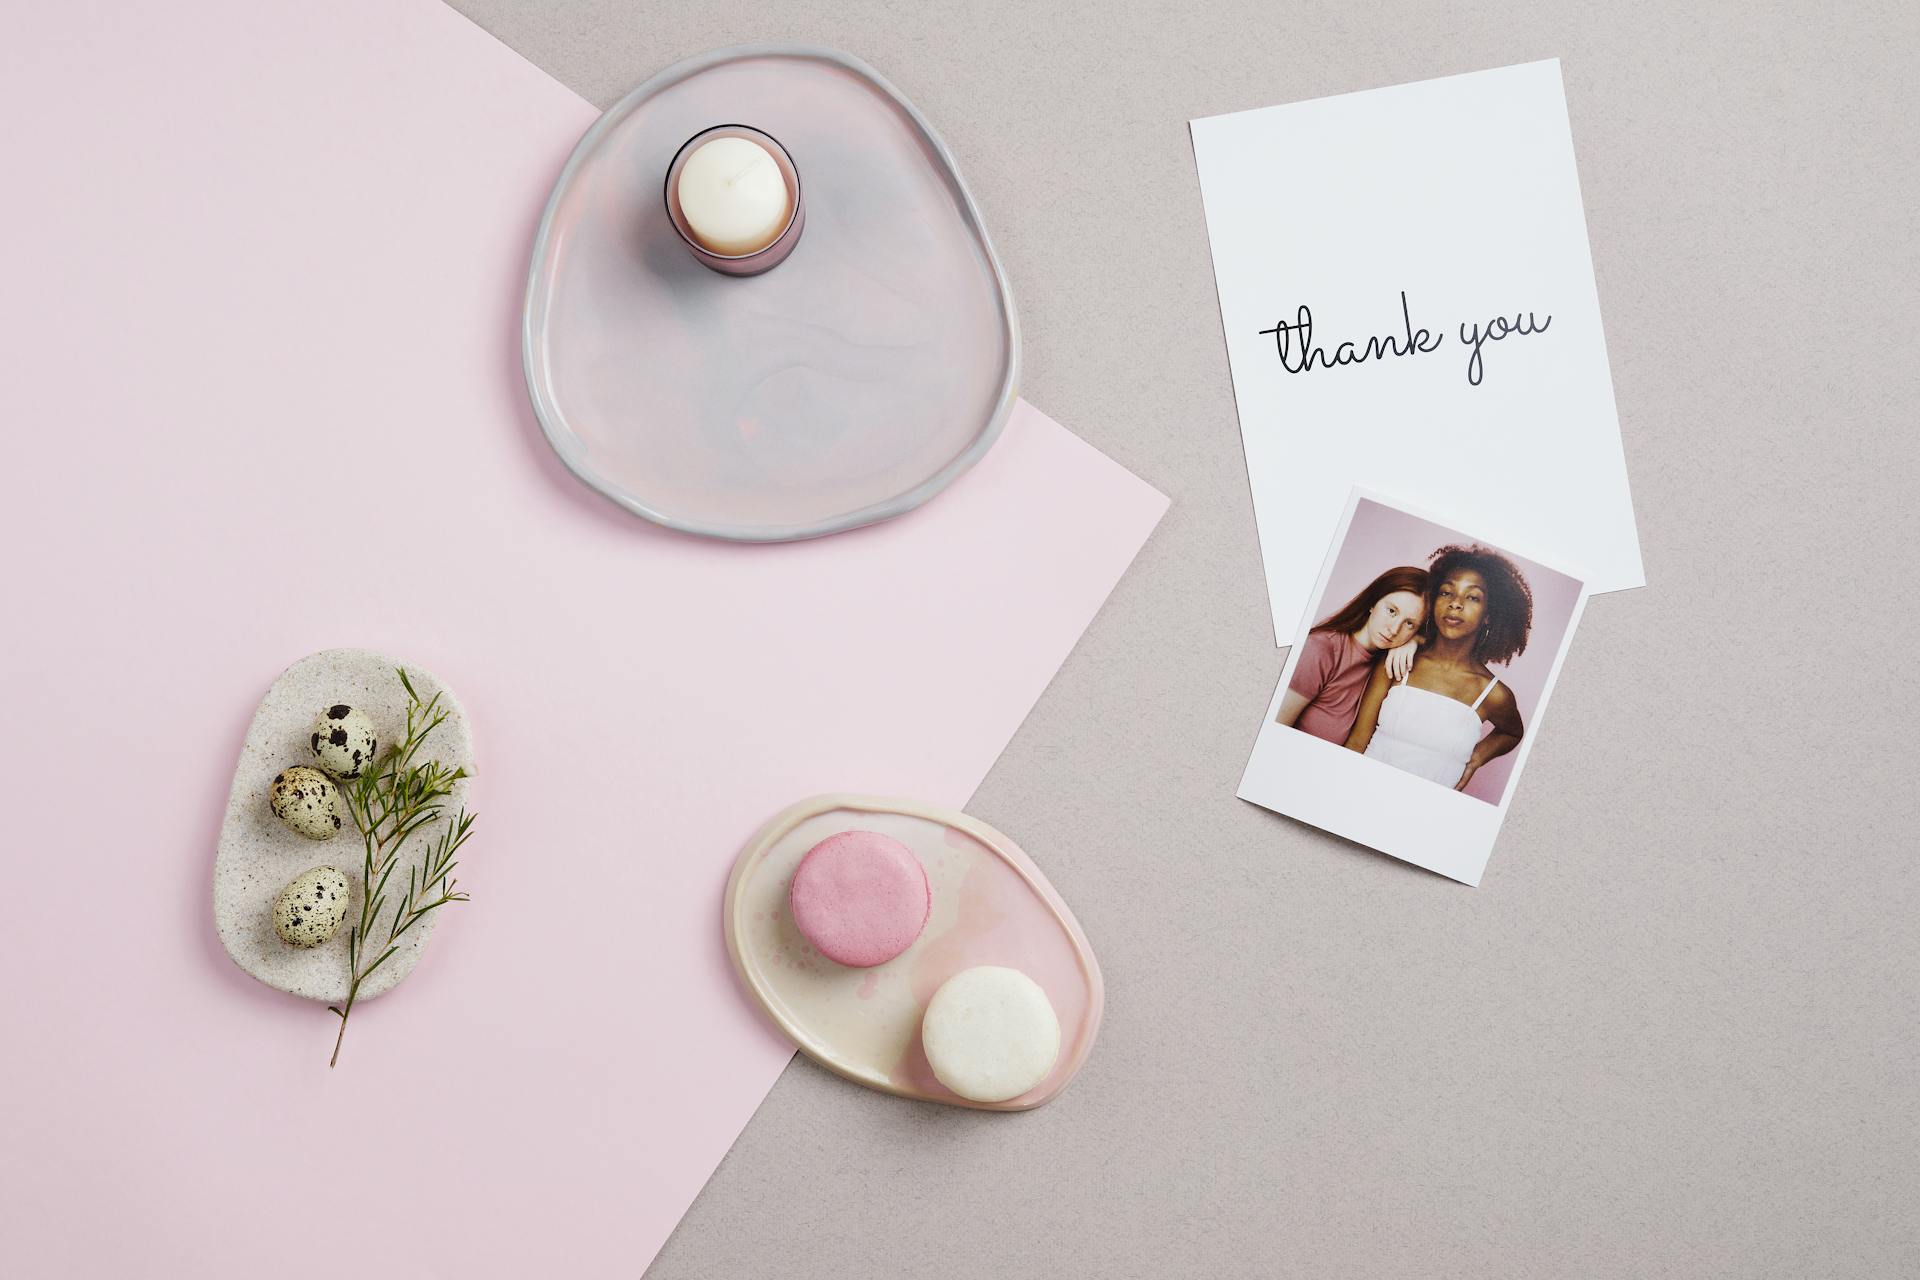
<box><xmin>664</xmin><ymin>124</ymin><xmax>805</xmax><ymax>277</ymax></box>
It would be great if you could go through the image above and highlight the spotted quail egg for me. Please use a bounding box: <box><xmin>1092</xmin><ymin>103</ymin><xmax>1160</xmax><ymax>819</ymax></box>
<box><xmin>273</xmin><ymin>865</ymin><xmax>350</xmax><ymax>948</ymax></box>
<box><xmin>309</xmin><ymin>704</ymin><xmax>378</xmax><ymax>779</ymax></box>
<box><xmin>268</xmin><ymin>765</ymin><xmax>342</xmax><ymax>840</ymax></box>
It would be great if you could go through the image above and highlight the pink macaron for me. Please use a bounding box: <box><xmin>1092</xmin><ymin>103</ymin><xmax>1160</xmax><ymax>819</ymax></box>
<box><xmin>788</xmin><ymin>830</ymin><xmax>931</xmax><ymax>968</ymax></box>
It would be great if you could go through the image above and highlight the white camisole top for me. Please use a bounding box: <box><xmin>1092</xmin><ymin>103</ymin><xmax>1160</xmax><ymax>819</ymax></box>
<box><xmin>1363</xmin><ymin>675</ymin><xmax>1500</xmax><ymax>786</ymax></box>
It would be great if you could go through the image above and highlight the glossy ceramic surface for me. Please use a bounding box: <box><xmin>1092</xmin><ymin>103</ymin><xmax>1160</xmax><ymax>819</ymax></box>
<box><xmin>724</xmin><ymin>795</ymin><xmax>1104</xmax><ymax>1111</ymax></box>
<box><xmin>524</xmin><ymin>46</ymin><xmax>1020</xmax><ymax>541</ymax></box>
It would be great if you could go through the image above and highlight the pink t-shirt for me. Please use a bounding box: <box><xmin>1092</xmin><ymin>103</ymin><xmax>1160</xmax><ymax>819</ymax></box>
<box><xmin>1287</xmin><ymin>629</ymin><xmax>1375</xmax><ymax>743</ymax></box>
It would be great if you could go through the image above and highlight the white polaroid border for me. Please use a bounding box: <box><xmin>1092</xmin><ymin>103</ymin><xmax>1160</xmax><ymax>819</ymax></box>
<box><xmin>1237</xmin><ymin>486</ymin><xmax>1591</xmax><ymax>886</ymax></box>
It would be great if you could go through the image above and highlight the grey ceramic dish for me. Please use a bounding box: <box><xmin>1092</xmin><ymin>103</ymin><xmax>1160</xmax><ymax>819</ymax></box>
<box><xmin>522</xmin><ymin>45</ymin><xmax>1020</xmax><ymax>543</ymax></box>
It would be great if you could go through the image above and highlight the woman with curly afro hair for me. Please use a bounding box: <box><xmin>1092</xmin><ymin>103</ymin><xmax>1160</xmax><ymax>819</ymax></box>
<box><xmin>1343</xmin><ymin>544</ymin><xmax>1534</xmax><ymax>796</ymax></box>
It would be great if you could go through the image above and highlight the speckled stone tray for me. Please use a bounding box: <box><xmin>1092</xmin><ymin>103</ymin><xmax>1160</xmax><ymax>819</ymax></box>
<box><xmin>213</xmin><ymin>649</ymin><xmax>474</xmax><ymax>1003</ymax></box>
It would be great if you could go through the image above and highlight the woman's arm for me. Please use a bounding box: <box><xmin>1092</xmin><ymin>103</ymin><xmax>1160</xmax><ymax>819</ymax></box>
<box><xmin>1343</xmin><ymin>660</ymin><xmax>1395</xmax><ymax>753</ymax></box>
<box><xmin>1457</xmin><ymin>682</ymin><xmax>1525</xmax><ymax>791</ymax></box>
<box><xmin>1279</xmin><ymin>633</ymin><xmax>1336</xmax><ymax>727</ymax></box>
<box><xmin>1385</xmin><ymin>637</ymin><xmax>1419</xmax><ymax>682</ymax></box>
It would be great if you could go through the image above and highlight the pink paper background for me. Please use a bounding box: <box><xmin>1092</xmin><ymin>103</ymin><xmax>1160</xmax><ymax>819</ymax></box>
<box><xmin>1292</xmin><ymin>497</ymin><xmax>1584</xmax><ymax>804</ymax></box>
<box><xmin>0</xmin><ymin>2</ymin><xmax>1165</xmax><ymax>1275</ymax></box>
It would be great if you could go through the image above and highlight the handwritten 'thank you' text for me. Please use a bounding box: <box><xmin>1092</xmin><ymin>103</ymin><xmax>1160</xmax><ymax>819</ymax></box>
<box><xmin>1257</xmin><ymin>292</ymin><xmax>1551</xmax><ymax>386</ymax></box>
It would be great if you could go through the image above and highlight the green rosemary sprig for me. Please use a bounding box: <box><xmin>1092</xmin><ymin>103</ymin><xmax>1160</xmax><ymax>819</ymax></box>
<box><xmin>326</xmin><ymin>669</ymin><xmax>474</xmax><ymax>1067</ymax></box>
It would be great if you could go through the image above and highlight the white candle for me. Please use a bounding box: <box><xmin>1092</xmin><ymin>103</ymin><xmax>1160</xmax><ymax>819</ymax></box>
<box><xmin>675</xmin><ymin>135</ymin><xmax>791</xmax><ymax>257</ymax></box>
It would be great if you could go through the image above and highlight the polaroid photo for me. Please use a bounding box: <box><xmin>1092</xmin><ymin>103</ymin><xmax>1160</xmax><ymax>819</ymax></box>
<box><xmin>1239</xmin><ymin>490</ymin><xmax>1590</xmax><ymax>885</ymax></box>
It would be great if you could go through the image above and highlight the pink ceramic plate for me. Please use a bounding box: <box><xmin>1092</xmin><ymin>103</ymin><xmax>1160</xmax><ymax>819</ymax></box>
<box><xmin>723</xmin><ymin>795</ymin><xmax>1104</xmax><ymax>1111</ymax></box>
<box><xmin>523</xmin><ymin>46</ymin><xmax>1020</xmax><ymax>541</ymax></box>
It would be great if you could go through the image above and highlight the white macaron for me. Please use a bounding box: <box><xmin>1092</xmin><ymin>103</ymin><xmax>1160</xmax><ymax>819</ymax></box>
<box><xmin>920</xmin><ymin>966</ymin><xmax>1061</xmax><ymax>1103</ymax></box>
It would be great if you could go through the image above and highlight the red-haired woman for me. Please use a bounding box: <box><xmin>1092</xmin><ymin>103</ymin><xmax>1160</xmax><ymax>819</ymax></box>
<box><xmin>1345</xmin><ymin>545</ymin><xmax>1532</xmax><ymax>793</ymax></box>
<box><xmin>1276</xmin><ymin>566</ymin><xmax>1427</xmax><ymax>743</ymax></box>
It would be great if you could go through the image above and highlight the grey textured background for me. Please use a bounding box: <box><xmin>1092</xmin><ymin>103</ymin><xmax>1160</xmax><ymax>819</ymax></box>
<box><xmin>451</xmin><ymin>2</ymin><xmax>1918</xmax><ymax>1275</ymax></box>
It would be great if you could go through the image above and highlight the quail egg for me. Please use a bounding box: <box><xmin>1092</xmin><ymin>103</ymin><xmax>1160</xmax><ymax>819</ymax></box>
<box><xmin>309</xmin><ymin>704</ymin><xmax>378</xmax><ymax>779</ymax></box>
<box><xmin>268</xmin><ymin>765</ymin><xmax>342</xmax><ymax>840</ymax></box>
<box><xmin>273</xmin><ymin>865</ymin><xmax>350</xmax><ymax>948</ymax></box>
